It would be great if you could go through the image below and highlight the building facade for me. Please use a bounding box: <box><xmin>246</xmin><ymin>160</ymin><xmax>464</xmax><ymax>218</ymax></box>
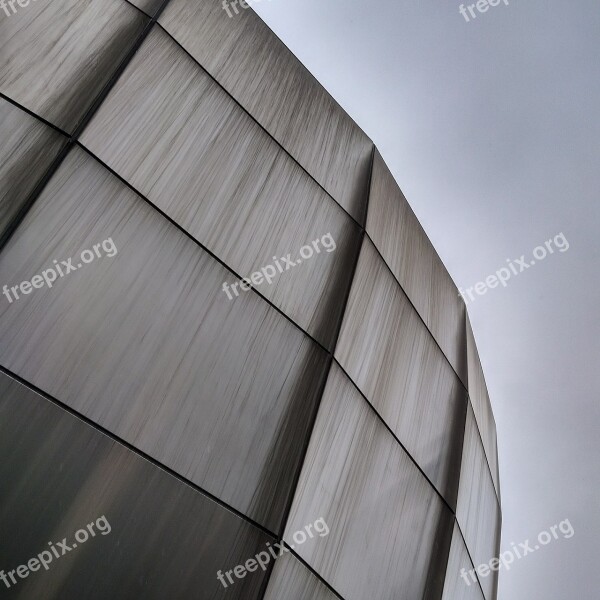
<box><xmin>0</xmin><ymin>0</ymin><xmax>500</xmax><ymax>598</ymax></box>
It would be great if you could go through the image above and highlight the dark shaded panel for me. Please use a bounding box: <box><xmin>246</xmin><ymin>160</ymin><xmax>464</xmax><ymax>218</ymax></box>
<box><xmin>442</xmin><ymin>523</ymin><xmax>487</xmax><ymax>600</ymax></box>
<box><xmin>366</xmin><ymin>149</ymin><xmax>468</xmax><ymax>384</ymax></box>
<box><xmin>284</xmin><ymin>362</ymin><xmax>454</xmax><ymax>600</ymax></box>
<box><xmin>457</xmin><ymin>406</ymin><xmax>502</xmax><ymax>600</ymax></box>
<box><xmin>80</xmin><ymin>27</ymin><xmax>361</xmax><ymax>349</ymax></box>
<box><xmin>0</xmin><ymin>147</ymin><xmax>329</xmax><ymax>534</ymax></box>
<box><xmin>0</xmin><ymin>0</ymin><xmax>148</xmax><ymax>132</ymax></box>
<box><xmin>466</xmin><ymin>315</ymin><xmax>501</xmax><ymax>499</ymax></box>
<box><xmin>0</xmin><ymin>99</ymin><xmax>66</xmax><ymax>239</ymax></box>
<box><xmin>158</xmin><ymin>0</ymin><xmax>373</xmax><ymax>221</ymax></box>
<box><xmin>0</xmin><ymin>371</ymin><xmax>273</xmax><ymax>599</ymax></box>
<box><xmin>126</xmin><ymin>0</ymin><xmax>164</xmax><ymax>16</ymax></box>
<box><xmin>263</xmin><ymin>554</ymin><xmax>340</xmax><ymax>600</ymax></box>
<box><xmin>335</xmin><ymin>237</ymin><xmax>466</xmax><ymax>507</ymax></box>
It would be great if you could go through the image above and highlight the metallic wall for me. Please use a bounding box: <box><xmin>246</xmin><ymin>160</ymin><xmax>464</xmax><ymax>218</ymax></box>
<box><xmin>0</xmin><ymin>1</ymin><xmax>501</xmax><ymax>598</ymax></box>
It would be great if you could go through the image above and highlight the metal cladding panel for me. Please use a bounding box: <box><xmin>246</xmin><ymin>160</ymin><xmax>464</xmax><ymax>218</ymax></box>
<box><xmin>366</xmin><ymin>149</ymin><xmax>468</xmax><ymax>384</ymax></box>
<box><xmin>0</xmin><ymin>372</ymin><xmax>273</xmax><ymax>599</ymax></box>
<box><xmin>284</xmin><ymin>362</ymin><xmax>454</xmax><ymax>600</ymax></box>
<box><xmin>0</xmin><ymin>0</ymin><xmax>147</xmax><ymax>133</ymax></box>
<box><xmin>466</xmin><ymin>315</ymin><xmax>501</xmax><ymax>499</ymax></box>
<box><xmin>335</xmin><ymin>237</ymin><xmax>467</xmax><ymax>507</ymax></box>
<box><xmin>0</xmin><ymin>99</ymin><xmax>66</xmax><ymax>239</ymax></box>
<box><xmin>263</xmin><ymin>555</ymin><xmax>339</xmax><ymax>600</ymax></box>
<box><xmin>457</xmin><ymin>406</ymin><xmax>502</xmax><ymax>600</ymax></box>
<box><xmin>0</xmin><ymin>147</ymin><xmax>329</xmax><ymax>534</ymax></box>
<box><xmin>80</xmin><ymin>27</ymin><xmax>362</xmax><ymax>349</ymax></box>
<box><xmin>126</xmin><ymin>0</ymin><xmax>164</xmax><ymax>16</ymax></box>
<box><xmin>442</xmin><ymin>523</ymin><xmax>486</xmax><ymax>600</ymax></box>
<box><xmin>158</xmin><ymin>0</ymin><xmax>373</xmax><ymax>222</ymax></box>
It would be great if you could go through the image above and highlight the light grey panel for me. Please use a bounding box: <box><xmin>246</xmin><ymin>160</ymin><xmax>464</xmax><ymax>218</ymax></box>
<box><xmin>0</xmin><ymin>147</ymin><xmax>329</xmax><ymax>534</ymax></box>
<box><xmin>335</xmin><ymin>237</ymin><xmax>466</xmax><ymax>507</ymax></box>
<box><xmin>0</xmin><ymin>0</ymin><xmax>147</xmax><ymax>132</ymax></box>
<box><xmin>0</xmin><ymin>99</ymin><xmax>66</xmax><ymax>239</ymax></box>
<box><xmin>81</xmin><ymin>27</ymin><xmax>361</xmax><ymax>349</ymax></box>
<box><xmin>126</xmin><ymin>0</ymin><xmax>164</xmax><ymax>16</ymax></box>
<box><xmin>457</xmin><ymin>406</ymin><xmax>502</xmax><ymax>600</ymax></box>
<box><xmin>442</xmin><ymin>523</ymin><xmax>486</xmax><ymax>600</ymax></box>
<box><xmin>158</xmin><ymin>0</ymin><xmax>373</xmax><ymax>221</ymax></box>
<box><xmin>366</xmin><ymin>149</ymin><xmax>468</xmax><ymax>384</ymax></box>
<box><xmin>263</xmin><ymin>554</ymin><xmax>339</xmax><ymax>600</ymax></box>
<box><xmin>284</xmin><ymin>362</ymin><xmax>454</xmax><ymax>600</ymax></box>
<box><xmin>466</xmin><ymin>315</ymin><xmax>501</xmax><ymax>499</ymax></box>
<box><xmin>0</xmin><ymin>372</ymin><xmax>273</xmax><ymax>599</ymax></box>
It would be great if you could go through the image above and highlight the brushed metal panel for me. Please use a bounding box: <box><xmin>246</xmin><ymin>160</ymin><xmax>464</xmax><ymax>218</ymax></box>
<box><xmin>0</xmin><ymin>0</ymin><xmax>147</xmax><ymax>132</ymax></box>
<box><xmin>456</xmin><ymin>406</ymin><xmax>501</xmax><ymax>600</ymax></box>
<box><xmin>335</xmin><ymin>237</ymin><xmax>466</xmax><ymax>507</ymax></box>
<box><xmin>80</xmin><ymin>27</ymin><xmax>361</xmax><ymax>349</ymax></box>
<box><xmin>0</xmin><ymin>99</ymin><xmax>66</xmax><ymax>239</ymax></box>
<box><xmin>0</xmin><ymin>372</ymin><xmax>273</xmax><ymax>599</ymax></box>
<box><xmin>263</xmin><ymin>554</ymin><xmax>339</xmax><ymax>600</ymax></box>
<box><xmin>127</xmin><ymin>0</ymin><xmax>164</xmax><ymax>16</ymax></box>
<box><xmin>158</xmin><ymin>0</ymin><xmax>373</xmax><ymax>221</ymax></box>
<box><xmin>466</xmin><ymin>315</ymin><xmax>501</xmax><ymax>499</ymax></box>
<box><xmin>366</xmin><ymin>149</ymin><xmax>468</xmax><ymax>384</ymax></box>
<box><xmin>0</xmin><ymin>147</ymin><xmax>329</xmax><ymax>534</ymax></box>
<box><xmin>284</xmin><ymin>362</ymin><xmax>454</xmax><ymax>600</ymax></box>
<box><xmin>442</xmin><ymin>523</ymin><xmax>486</xmax><ymax>600</ymax></box>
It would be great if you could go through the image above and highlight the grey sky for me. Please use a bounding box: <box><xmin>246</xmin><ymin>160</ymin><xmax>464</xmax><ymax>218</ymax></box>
<box><xmin>252</xmin><ymin>1</ymin><xmax>600</xmax><ymax>598</ymax></box>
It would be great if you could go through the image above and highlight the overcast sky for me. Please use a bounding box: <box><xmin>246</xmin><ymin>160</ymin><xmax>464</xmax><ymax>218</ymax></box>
<box><xmin>251</xmin><ymin>1</ymin><xmax>600</xmax><ymax>598</ymax></box>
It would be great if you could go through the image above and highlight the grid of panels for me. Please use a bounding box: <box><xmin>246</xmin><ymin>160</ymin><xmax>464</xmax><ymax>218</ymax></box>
<box><xmin>366</xmin><ymin>149</ymin><xmax>468</xmax><ymax>385</ymax></box>
<box><xmin>80</xmin><ymin>26</ymin><xmax>362</xmax><ymax>350</ymax></box>
<box><xmin>0</xmin><ymin>1</ymin><xmax>501</xmax><ymax>598</ymax></box>
<box><xmin>283</xmin><ymin>362</ymin><xmax>454</xmax><ymax>600</ymax></box>
<box><xmin>0</xmin><ymin>0</ymin><xmax>148</xmax><ymax>132</ymax></box>
<box><xmin>335</xmin><ymin>236</ymin><xmax>467</xmax><ymax>508</ymax></box>
<box><xmin>158</xmin><ymin>0</ymin><xmax>374</xmax><ymax>222</ymax></box>
<box><xmin>0</xmin><ymin>371</ymin><xmax>275</xmax><ymax>599</ymax></box>
<box><xmin>0</xmin><ymin>147</ymin><xmax>329</xmax><ymax>534</ymax></box>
